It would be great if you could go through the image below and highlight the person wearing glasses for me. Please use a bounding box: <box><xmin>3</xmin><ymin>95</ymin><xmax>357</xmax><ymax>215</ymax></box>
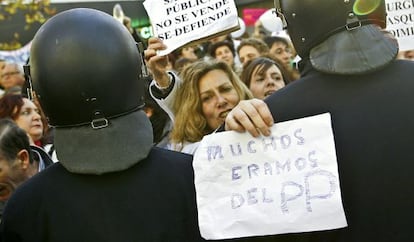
<box><xmin>0</xmin><ymin>62</ymin><xmax>25</xmax><ymax>96</ymax></box>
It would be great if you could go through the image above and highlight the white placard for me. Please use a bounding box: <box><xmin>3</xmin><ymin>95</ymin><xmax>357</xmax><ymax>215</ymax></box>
<box><xmin>386</xmin><ymin>0</ymin><xmax>414</xmax><ymax>51</ymax></box>
<box><xmin>193</xmin><ymin>113</ymin><xmax>347</xmax><ymax>240</ymax></box>
<box><xmin>143</xmin><ymin>0</ymin><xmax>239</xmax><ymax>55</ymax></box>
<box><xmin>0</xmin><ymin>41</ymin><xmax>31</xmax><ymax>66</ymax></box>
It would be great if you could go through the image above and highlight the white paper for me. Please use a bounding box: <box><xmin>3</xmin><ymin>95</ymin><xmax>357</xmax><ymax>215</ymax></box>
<box><xmin>385</xmin><ymin>0</ymin><xmax>414</xmax><ymax>51</ymax></box>
<box><xmin>193</xmin><ymin>113</ymin><xmax>347</xmax><ymax>240</ymax></box>
<box><xmin>143</xmin><ymin>0</ymin><xmax>239</xmax><ymax>55</ymax></box>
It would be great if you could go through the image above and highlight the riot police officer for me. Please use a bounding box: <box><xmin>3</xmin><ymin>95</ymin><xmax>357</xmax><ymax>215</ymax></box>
<box><xmin>0</xmin><ymin>8</ymin><xmax>203</xmax><ymax>241</ymax></box>
<box><xmin>225</xmin><ymin>0</ymin><xmax>414</xmax><ymax>241</ymax></box>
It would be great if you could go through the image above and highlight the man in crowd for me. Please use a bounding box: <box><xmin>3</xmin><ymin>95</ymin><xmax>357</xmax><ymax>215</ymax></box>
<box><xmin>0</xmin><ymin>62</ymin><xmax>25</xmax><ymax>96</ymax></box>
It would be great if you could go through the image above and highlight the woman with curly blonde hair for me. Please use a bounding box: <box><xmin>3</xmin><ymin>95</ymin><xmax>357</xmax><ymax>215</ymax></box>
<box><xmin>168</xmin><ymin>60</ymin><xmax>252</xmax><ymax>153</ymax></box>
<box><xmin>145</xmin><ymin>38</ymin><xmax>253</xmax><ymax>154</ymax></box>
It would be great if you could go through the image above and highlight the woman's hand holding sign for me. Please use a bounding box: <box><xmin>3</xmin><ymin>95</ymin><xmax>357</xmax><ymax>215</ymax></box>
<box><xmin>225</xmin><ymin>98</ymin><xmax>274</xmax><ymax>137</ymax></box>
<box><xmin>144</xmin><ymin>37</ymin><xmax>171</xmax><ymax>88</ymax></box>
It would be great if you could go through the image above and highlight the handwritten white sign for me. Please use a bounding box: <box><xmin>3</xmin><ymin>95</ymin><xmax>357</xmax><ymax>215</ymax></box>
<box><xmin>193</xmin><ymin>113</ymin><xmax>347</xmax><ymax>240</ymax></box>
<box><xmin>143</xmin><ymin>0</ymin><xmax>239</xmax><ymax>55</ymax></box>
<box><xmin>386</xmin><ymin>0</ymin><xmax>414</xmax><ymax>51</ymax></box>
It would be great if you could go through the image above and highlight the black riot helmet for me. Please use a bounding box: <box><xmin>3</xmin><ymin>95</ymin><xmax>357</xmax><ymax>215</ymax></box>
<box><xmin>27</xmin><ymin>8</ymin><xmax>153</xmax><ymax>175</ymax></box>
<box><xmin>29</xmin><ymin>8</ymin><xmax>145</xmax><ymax>127</ymax></box>
<box><xmin>274</xmin><ymin>0</ymin><xmax>387</xmax><ymax>58</ymax></box>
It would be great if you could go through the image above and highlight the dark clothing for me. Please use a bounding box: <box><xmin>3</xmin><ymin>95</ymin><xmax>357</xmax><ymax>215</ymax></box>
<box><xmin>0</xmin><ymin>147</ymin><xmax>53</xmax><ymax>223</ymax></box>
<box><xmin>255</xmin><ymin>59</ymin><xmax>414</xmax><ymax>241</ymax></box>
<box><xmin>0</xmin><ymin>147</ymin><xmax>203</xmax><ymax>242</ymax></box>
<box><xmin>30</xmin><ymin>145</ymin><xmax>54</xmax><ymax>169</ymax></box>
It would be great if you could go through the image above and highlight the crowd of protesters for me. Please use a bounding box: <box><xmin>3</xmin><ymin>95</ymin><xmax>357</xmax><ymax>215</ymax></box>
<box><xmin>1</xmin><ymin>8</ymin><xmax>414</xmax><ymax>200</ymax></box>
<box><xmin>0</xmin><ymin>2</ymin><xmax>414</xmax><ymax>240</ymax></box>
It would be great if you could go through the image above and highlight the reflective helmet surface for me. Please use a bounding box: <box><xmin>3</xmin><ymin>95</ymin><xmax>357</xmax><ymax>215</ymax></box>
<box><xmin>30</xmin><ymin>8</ymin><xmax>144</xmax><ymax>127</ymax></box>
<box><xmin>275</xmin><ymin>0</ymin><xmax>386</xmax><ymax>57</ymax></box>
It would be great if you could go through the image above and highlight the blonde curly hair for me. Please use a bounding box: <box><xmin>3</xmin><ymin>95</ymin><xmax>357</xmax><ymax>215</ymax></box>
<box><xmin>170</xmin><ymin>60</ymin><xmax>252</xmax><ymax>147</ymax></box>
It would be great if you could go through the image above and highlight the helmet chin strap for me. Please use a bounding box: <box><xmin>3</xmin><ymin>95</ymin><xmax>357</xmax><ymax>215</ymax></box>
<box><xmin>23</xmin><ymin>64</ymin><xmax>34</xmax><ymax>101</ymax></box>
<box><xmin>274</xmin><ymin>0</ymin><xmax>287</xmax><ymax>29</ymax></box>
<box><xmin>136</xmin><ymin>42</ymin><xmax>149</xmax><ymax>79</ymax></box>
<box><xmin>345</xmin><ymin>12</ymin><xmax>362</xmax><ymax>31</ymax></box>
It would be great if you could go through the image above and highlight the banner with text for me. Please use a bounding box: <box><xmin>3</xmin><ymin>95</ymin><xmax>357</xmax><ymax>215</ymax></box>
<box><xmin>0</xmin><ymin>42</ymin><xmax>31</xmax><ymax>66</ymax></box>
<box><xmin>143</xmin><ymin>0</ymin><xmax>239</xmax><ymax>55</ymax></box>
<box><xmin>193</xmin><ymin>113</ymin><xmax>347</xmax><ymax>240</ymax></box>
<box><xmin>386</xmin><ymin>0</ymin><xmax>414</xmax><ymax>51</ymax></box>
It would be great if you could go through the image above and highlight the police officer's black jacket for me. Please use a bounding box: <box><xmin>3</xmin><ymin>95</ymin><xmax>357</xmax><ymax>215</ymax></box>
<box><xmin>236</xmin><ymin>59</ymin><xmax>414</xmax><ymax>242</ymax></box>
<box><xmin>0</xmin><ymin>147</ymin><xmax>204</xmax><ymax>242</ymax></box>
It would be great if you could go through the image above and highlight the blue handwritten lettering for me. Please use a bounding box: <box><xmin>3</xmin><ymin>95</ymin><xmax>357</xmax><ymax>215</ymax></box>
<box><xmin>207</xmin><ymin>145</ymin><xmax>224</xmax><ymax>161</ymax></box>
<box><xmin>262</xmin><ymin>136</ymin><xmax>276</xmax><ymax>152</ymax></box>
<box><xmin>294</xmin><ymin>128</ymin><xmax>305</xmax><ymax>145</ymax></box>
<box><xmin>275</xmin><ymin>159</ymin><xmax>291</xmax><ymax>174</ymax></box>
<box><xmin>308</xmin><ymin>150</ymin><xmax>318</xmax><ymax>168</ymax></box>
<box><xmin>247</xmin><ymin>140</ymin><xmax>257</xmax><ymax>153</ymax></box>
<box><xmin>264</xmin><ymin>162</ymin><xmax>273</xmax><ymax>175</ymax></box>
<box><xmin>230</xmin><ymin>143</ymin><xmax>242</xmax><ymax>156</ymax></box>
<box><xmin>305</xmin><ymin>170</ymin><xmax>336</xmax><ymax>212</ymax></box>
<box><xmin>231</xmin><ymin>193</ymin><xmax>244</xmax><ymax>209</ymax></box>
<box><xmin>280</xmin><ymin>135</ymin><xmax>291</xmax><ymax>149</ymax></box>
<box><xmin>248</xmin><ymin>164</ymin><xmax>260</xmax><ymax>179</ymax></box>
<box><xmin>232</xmin><ymin>166</ymin><xmax>242</xmax><ymax>180</ymax></box>
<box><xmin>295</xmin><ymin>157</ymin><xmax>307</xmax><ymax>171</ymax></box>
<box><xmin>281</xmin><ymin>181</ymin><xmax>304</xmax><ymax>214</ymax></box>
<box><xmin>262</xmin><ymin>188</ymin><xmax>273</xmax><ymax>203</ymax></box>
<box><xmin>247</xmin><ymin>188</ymin><xmax>258</xmax><ymax>205</ymax></box>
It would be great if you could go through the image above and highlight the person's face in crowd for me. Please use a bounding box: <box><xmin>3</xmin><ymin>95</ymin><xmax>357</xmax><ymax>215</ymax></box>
<box><xmin>397</xmin><ymin>50</ymin><xmax>414</xmax><ymax>61</ymax></box>
<box><xmin>214</xmin><ymin>46</ymin><xmax>235</xmax><ymax>67</ymax></box>
<box><xmin>0</xmin><ymin>64</ymin><xmax>25</xmax><ymax>90</ymax></box>
<box><xmin>181</xmin><ymin>47</ymin><xmax>198</xmax><ymax>61</ymax></box>
<box><xmin>14</xmin><ymin>98</ymin><xmax>43</xmax><ymax>144</ymax></box>
<box><xmin>270</xmin><ymin>42</ymin><xmax>293</xmax><ymax>68</ymax></box>
<box><xmin>239</xmin><ymin>46</ymin><xmax>261</xmax><ymax>67</ymax></box>
<box><xmin>0</xmin><ymin>150</ymin><xmax>30</xmax><ymax>202</ymax></box>
<box><xmin>199</xmin><ymin>69</ymin><xmax>240</xmax><ymax>130</ymax></box>
<box><xmin>249</xmin><ymin>64</ymin><xmax>285</xmax><ymax>100</ymax></box>
<box><xmin>252</xmin><ymin>20</ymin><xmax>268</xmax><ymax>40</ymax></box>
